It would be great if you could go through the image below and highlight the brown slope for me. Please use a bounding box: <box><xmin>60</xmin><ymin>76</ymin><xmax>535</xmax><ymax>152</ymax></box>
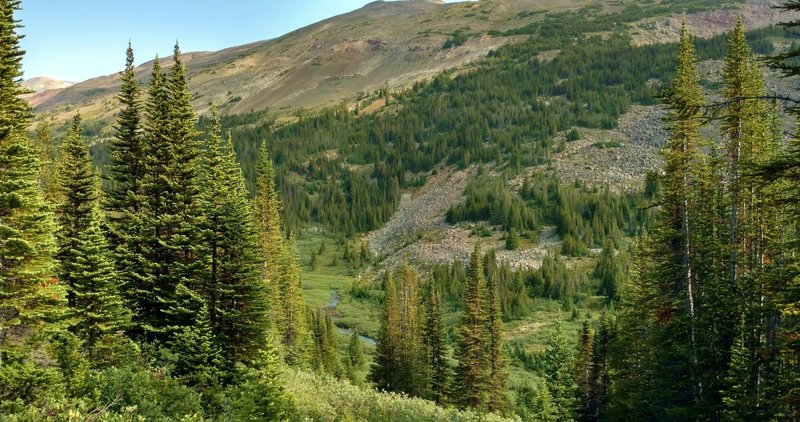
<box><xmin>27</xmin><ymin>0</ymin><xmax>791</xmax><ymax>123</ymax></box>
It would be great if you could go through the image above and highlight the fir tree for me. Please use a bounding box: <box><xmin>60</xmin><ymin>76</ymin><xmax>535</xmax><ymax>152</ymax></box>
<box><xmin>199</xmin><ymin>108</ymin><xmax>268</xmax><ymax>367</ymax></box>
<box><xmin>0</xmin><ymin>0</ymin><xmax>62</xmax><ymax>363</ymax></box>
<box><xmin>169</xmin><ymin>300</ymin><xmax>224</xmax><ymax>390</ymax></box>
<box><xmin>55</xmin><ymin>114</ymin><xmax>128</xmax><ymax>358</ymax></box>
<box><xmin>105</xmin><ymin>42</ymin><xmax>144</xmax><ymax>223</ymax></box>
<box><xmin>505</xmin><ymin>227</ymin><xmax>519</xmax><ymax>250</ymax></box>
<box><xmin>456</xmin><ymin>243</ymin><xmax>490</xmax><ymax>410</ymax></box>
<box><xmin>31</xmin><ymin>116</ymin><xmax>58</xmax><ymax>204</ymax></box>
<box><xmin>398</xmin><ymin>260</ymin><xmax>426</xmax><ymax>396</ymax></box>
<box><xmin>423</xmin><ymin>282</ymin><xmax>449</xmax><ymax>404</ymax></box>
<box><xmin>279</xmin><ymin>237</ymin><xmax>310</xmax><ymax>365</ymax></box>
<box><xmin>370</xmin><ymin>273</ymin><xmax>401</xmax><ymax>391</ymax></box>
<box><xmin>253</xmin><ymin>142</ymin><xmax>309</xmax><ymax>362</ymax></box>
<box><xmin>543</xmin><ymin>319</ymin><xmax>577</xmax><ymax>421</ymax></box>
<box><xmin>486</xmin><ymin>272</ymin><xmax>508</xmax><ymax>413</ymax></box>
<box><xmin>575</xmin><ymin>321</ymin><xmax>595</xmax><ymax>422</ymax></box>
<box><xmin>130</xmin><ymin>44</ymin><xmax>205</xmax><ymax>342</ymax></box>
<box><xmin>347</xmin><ymin>329</ymin><xmax>364</xmax><ymax>371</ymax></box>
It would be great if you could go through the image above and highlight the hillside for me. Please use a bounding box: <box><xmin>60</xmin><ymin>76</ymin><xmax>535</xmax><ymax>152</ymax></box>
<box><xmin>27</xmin><ymin>0</ymin><xmax>786</xmax><ymax>125</ymax></box>
<box><xmin>20</xmin><ymin>76</ymin><xmax>74</xmax><ymax>92</ymax></box>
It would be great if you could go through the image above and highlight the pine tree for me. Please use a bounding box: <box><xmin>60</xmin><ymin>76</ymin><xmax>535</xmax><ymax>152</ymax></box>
<box><xmin>505</xmin><ymin>227</ymin><xmax>519</xmax><ymax>250</ymax></box>
<box><xmin>105</xmin><ymin>42</ymin><xmax>144</xmax><ymax>223</ymax></box>
<box><xmin>55</xmin><ymin>114</ymin><xmax>128</xmax><ymax>358</ymax></box>
<box><xmin>129</xmin><ymin>44</ymin><xmax>205</xmax><ymax>342</ymax></box>
<box><xmin>370</xmin><ymin>273</ymin><xmax>401</xmax><ymax>391</ymax></box>
<box><xmin>198</xmin><ymin>108</ymin><xmax>268</xmax><ymax>367</ymax></box>
<box><xmin>456</xmin><ymin>243</ymin><xmax>490</xmax><ymax>410</ymax></box>
<box><xmin>279</xmin><ymin>237</ymin><xmax>310</xmax><ymax>365</ymax></box>
<box><xmin>486</xmin><ymin>272</ymin><xmax>508</xmax><ymax>412</ymax></box>
<box><xmin>253</xmin><ymin>142</ymin><xmax>309</xmax><ymax>362</ymax></box>
<box><xmin>347</xmin><ymin>329</ymin><xmax>364</xmax><ymax>371</ymax></box>
<box><xmin>543</xmin><ymin>319</ymin><xmax>577</xmax><ymax>421</ymax></box>
<box><xmin>593</xmin><ymin>240</ymin><xmax>622</xmax><ymax>301</ymax></box>
<box><xmin>169</xmin><ymin>299</ymin><xmax>224</xmax><ymax>390</ymax></box>
<box><xmin>31</xmin><ymin>116</ymin><xmax>59</xmax><ymax>204</ymax></box>
<box><xmin>423</xmin><ymin>282</ymin><xmax>449</xmax><ymax>404</ymax></box>
<box><xmin>397</xmin><ymin>260</ymin><xmax>426</xmax><ymax>396</ymax></box>
<box><xmin>0</xmin><ymin>0</ymin><xmax>62</xmax><ymax>363</ymax></box>
<box><xmin>575</xmin><ymin>321</ymin><xmax>595</xmax><ymax>421</ymax></box>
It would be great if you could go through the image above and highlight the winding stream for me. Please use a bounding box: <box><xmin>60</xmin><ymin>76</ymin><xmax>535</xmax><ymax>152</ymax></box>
<box><xmin>327</xmin><ymin>290</ymin><xmax>377</xmax><ymax>347</ymax></box>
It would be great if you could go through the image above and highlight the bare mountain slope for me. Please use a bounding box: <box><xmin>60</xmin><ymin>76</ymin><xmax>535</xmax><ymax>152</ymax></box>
<box><xmin>28</xmin><ymin>0</ymin><xmax>788</xmax><ymax>123</ymax></box>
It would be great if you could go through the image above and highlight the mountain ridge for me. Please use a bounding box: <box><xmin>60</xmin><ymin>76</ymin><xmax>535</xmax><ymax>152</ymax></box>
<box><xmin>27</xmin><ymin>0</ymin><xmax>786</xmax><ymax>124</ymax></box>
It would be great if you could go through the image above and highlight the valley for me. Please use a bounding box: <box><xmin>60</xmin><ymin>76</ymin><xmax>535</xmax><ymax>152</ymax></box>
<box><xmin>3</xmin><ymin>0</ymin><xmax>800</xmax><ymax>419</ymax></box>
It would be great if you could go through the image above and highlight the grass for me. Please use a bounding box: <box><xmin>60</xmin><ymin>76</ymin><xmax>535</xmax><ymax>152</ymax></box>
<box><xmin>296</xmin><ymin>228</ymin><xmax>382</xmax><ymax>338</ymax></box>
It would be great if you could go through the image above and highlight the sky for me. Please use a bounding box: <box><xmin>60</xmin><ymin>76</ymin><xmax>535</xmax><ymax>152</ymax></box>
<box><xmin>18</xmin><ymin>0</ymin><xmax>431</xmax><ymax>82</ymax></box>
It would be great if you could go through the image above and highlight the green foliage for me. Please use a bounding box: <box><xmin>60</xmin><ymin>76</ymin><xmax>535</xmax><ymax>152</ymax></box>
<box><xmin>542</xmin><ymin>319</ymin><xmax>577</xmax><ymax>421</ymax></box>
<box><xmin>456</xmin><ymin>244</ymin><xmax>491</xmax><ymax>410</ymax></box>
<box><xmin>222</xmin><ymin>344</ymin><xmax>294</xmax><ymax>421</ymax></box>
<box><xmin>199</xmin><ymin>109</ymin><xmax>269</xmax><ymax>367</ymax></box>
<box><xmin>0</xmin><ymin>0</ymin><xmax>62</xmax><ymax>360</ymax></box>
<box><xmin>55</xmin><ymin>114</ymin><xmax>129</xmax><ymax>357</ymax></box>
<box><xmin>285</xmin><ymin>368</ymin><xmax>514</xmax><ymax>421</ymax></box>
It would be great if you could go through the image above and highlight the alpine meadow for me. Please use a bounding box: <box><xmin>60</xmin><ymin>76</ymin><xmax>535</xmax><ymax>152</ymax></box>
<box><xmin>6</xmin><ymin>0</ymin><xmax>800</xmax><ymax>420</ymax></box>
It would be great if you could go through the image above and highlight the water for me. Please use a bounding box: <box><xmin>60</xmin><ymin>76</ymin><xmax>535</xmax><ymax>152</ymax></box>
<box><xmin>326</xmin><ymin>290</ymin><xmax>377</xmax><ymax>346</ymax></box>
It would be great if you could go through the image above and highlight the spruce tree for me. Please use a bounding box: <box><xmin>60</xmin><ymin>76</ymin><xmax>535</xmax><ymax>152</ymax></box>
<box><xmin>370</xmin><ymin>273</ymin><xmax>401</xmax><ymax>391</ymax></box>
<box><xmin>486</xmin><ymin>272</ymin><xmax>508</xmax><ymax>413</ymax></box>
<box><xmin>575</xmin><ymin>321</ymin><xmax>595</xmax><ymax>422</ymax></box>
<box><xmin>398</xmin><ymin>260</ymin><xmax>425</xmax><ymax>396</ymax></box>
<box><xmin>55</xmin><ymin>114</ymin><xmax>128</xmax><ymax>358</ymax></box>
<box><xmin>456</xmin><ymin>243</ymin><xmax>490</xmax><ymax>410</ymax></box>
<box><xmin>105</xmin><ymin>42</ymin><xmax>144</xmax><ymax>222</ymax></box>
<box><xmin>279</xmin><ymin>236</ymin><xmax>310</xmax><ymax>365</ymax></box>
<box><xmin>130</xmin><ymin>44</ymin><xmax>205</xmax><ymax>342</ymax></box>
<box><xmin>543</xmin><ymin>319</ymin><xmax>577</xmax><ymax>421</ymax></box>
<box><xmin>423</xmin><ymin>282</ymin><xmax>449</xmax><ymax>404</ymax></box>
<box><xmin>0</xmin><ymin>0</ymin><xmax>62</xmax><ymax>362</ymax></box>
<box><xmin>32</xmin><ymin>116</ymin><xmax>58</xmax><ymax>204</ymax></box>
<box><xmin>253</xmin><ymin>142</ymin><xmax>309</xmax><ymax>362</ymax></box>
<box><xmin>347</xmin><ymin>329</ymin><xmax>364</xmax><ymax>371</ymax></box>
<box><xmin>198</xmin><ymin>108</ymin><xmax>268</xmax><ymax>367</ymax></box>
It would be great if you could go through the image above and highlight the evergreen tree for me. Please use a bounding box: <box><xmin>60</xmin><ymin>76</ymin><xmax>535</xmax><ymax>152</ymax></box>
<box><xmin>31</xmin><ymin>116</ymin><xmax>58</xmax><ymax>204</ymax></box>
<box><xmin>397</xmin><ymin>261</ymin><xmax>426</xmax><ymax>396</ymax></box>
<box><xmin>169</xmin><ymin>300</ymin><xmax>224</xmax><ymax>390</ymax></box>
<box><xmin>105</xmin><ymin>42</ymin><xmax>144</xmax><ymax>224</ymax></box>
<box><xmin>0</xmin><ymin>0</ymin><xmax>62</xmax><ymax>363</ymax></box>
<box><xmin>254</xmin><ymin>143</ymin><xmax>285</xmax><ymax>329</ymax></box>
<box><xmin>55</xmin><ymin>114</ymin><xmax>128</xmax><ymax>358</ymax></box>
<box><xmin>593</xmin><ymin>240</ymin><xmax>622</xmax><ymax>301</ymax></box>
<box><xmin>129</xmin><ymin>44</ymin><xmax>205</xmax><ymax>342</ymax></box>
<box><xmin>423</xmin><ymin>282</ymin><xmax>449</xmax><ymax>404</ymax></box>
<box><xmin>347</xmin><ymin>329</ymin><xmax>364</xmax><ymax>371</ymax></box>
<box><xmin>505</xmin><ymin>227</ymin><xmax>519</xmax><ymax>250</ymax></box>
<box><xmin>486</xmin><ymin>272</ymin><xmax>507</xmax><ymax>412</ymax></box>
<box><xmin>543</xmin><ymin>319</ymin><xmax>577</xmax><ymax>421</ymax></box>
<box><xmin>575</xmin><ymin>321</ymin><xmax>595</xmax><ymax>421</ymax></box>
<box><xmin>253</xmin><ymin>142</ymin><xmax>309</xmax><ymax>363</ymax></box>
<box><xmin>370</xmin><ymin>273</ymin><xmax>401</xmax><ymax>391</ymax></box>
<box><xmin>456</xmin><ymin>243</ymin><xmax>490</xmax><ymax>410</ymax></box>
<box><xmin>279</xmin><ymin>237</ymin><xmax>310</xmax><ymax>365</ymax></box>
<box><xmin>198</xmin><ymin>108</ymin><xmax>268</xmax><ymax>367</ymax></box>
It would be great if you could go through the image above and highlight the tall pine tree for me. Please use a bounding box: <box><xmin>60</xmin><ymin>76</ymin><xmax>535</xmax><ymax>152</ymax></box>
<box><xmin>198</xmin><ymin>108</ymin><xmax>268</xmax><ymax>367</ymax></box>
<box><xmin>0</xmin><ymin>0</ymin><xmax>61</xmax><ymax>363</ymax></box>
<box><xmin>55</xmin><ymin>114</ymin><xmax>128</xmax><ymax>358</ymax></box>
<box><xmin>456</xmin><ymin>243</ymin><xmax>490</xmax><ymax>410</ymax></box>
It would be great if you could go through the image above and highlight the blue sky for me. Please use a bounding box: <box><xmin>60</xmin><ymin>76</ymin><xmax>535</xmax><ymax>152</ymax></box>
<box><xmin>17</xmin><ymin>0</ymin><xmax>413</xmax><ymax>82</ymax></box>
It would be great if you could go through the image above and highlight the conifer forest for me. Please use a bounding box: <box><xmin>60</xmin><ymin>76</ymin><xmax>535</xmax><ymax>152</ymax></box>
<box><xmin>5</xmin><ymin>0</ymin><xmax>800</xmax><ymax>420</ymax></box>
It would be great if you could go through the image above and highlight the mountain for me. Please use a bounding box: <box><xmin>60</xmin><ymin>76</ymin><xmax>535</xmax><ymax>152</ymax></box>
<box><xmin>27</xmin><ymin>0</ymin><xmax>787</xmax><ymax>123</ymax></box>
<box><xmin>21</xmin><ymin>76</ymin><xmax>73</xmax><ymax>93</ymax></box>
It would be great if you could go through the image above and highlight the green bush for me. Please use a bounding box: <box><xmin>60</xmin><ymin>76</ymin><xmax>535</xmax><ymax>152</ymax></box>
<box><xmin>284</xmin><ymin>368</ymin><xmax>517</xmax><ymax>421</ymax></box>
